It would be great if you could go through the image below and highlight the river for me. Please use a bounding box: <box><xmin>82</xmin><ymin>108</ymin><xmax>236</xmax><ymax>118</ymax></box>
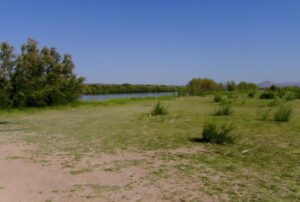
<box><xmin>80</xmin><ymin>92</ymin><xmax>176</xmax><ymax>101</ymax></box>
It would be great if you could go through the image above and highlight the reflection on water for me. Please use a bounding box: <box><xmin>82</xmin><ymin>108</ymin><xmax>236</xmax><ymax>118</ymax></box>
<box><xmin>80</xmin><ymin>92</ymin><xmax>176</xmax><ymax>101</ymax></box>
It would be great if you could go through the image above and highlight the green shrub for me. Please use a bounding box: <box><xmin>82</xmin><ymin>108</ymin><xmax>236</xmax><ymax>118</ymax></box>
<box><xmin>274</xmin><ymin>103</ymin><xmax>293</xmax><ymax>122</ymax></box>
<box><xmin>283</xmin><ymin>92</ymin><xmax>296</xmax><ymax>101</ymax></box>
<box><xmin>201</xmin><ymin>121</ymin><xmax>235</xmax><ymax>144</ymax></box>
<box><xmin>294</xmin><ymin>89</ymin><xmax>300</xmax><ymax>99</ymax></box>
<box><xmin>214</xmin><ymin>104</ymin><xmax>233</xmax><ymax>116</ymax></box>
<box><xmin>220</xmin><ymin>98</ymin><xmax>232</xmax><ymax>105</ymax></box>
<box><xmin>213</xmin><ymin>95</ymin><xmax>223</xmax><ymax>103</ymax></box>
<box><xmin>248</xmin><ymin>92</ymin><xmax>256</xmax><ymax>98</ymax></box>
<box><xmin>151</xmin><ymin>102</ymin><xmax>168</xmax><ymax>115</ymax></box>
<box><xmin>260</xmin><ymin>91</ymin><xmax>275</xmax><ymax>99</ymax></box>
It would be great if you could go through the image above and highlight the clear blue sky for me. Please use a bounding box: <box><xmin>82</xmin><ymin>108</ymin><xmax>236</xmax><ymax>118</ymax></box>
<box><xmin>1</xmin><ymin>0</ymin><xmax>299</xmax><ymax>85</ymax></box>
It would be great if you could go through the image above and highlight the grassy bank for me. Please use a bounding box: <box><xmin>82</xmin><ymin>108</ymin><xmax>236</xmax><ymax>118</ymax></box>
<box><xmin>0</xmin><ymin>95</ymin><xmax>299</xmax><ymax>200</ymax></box>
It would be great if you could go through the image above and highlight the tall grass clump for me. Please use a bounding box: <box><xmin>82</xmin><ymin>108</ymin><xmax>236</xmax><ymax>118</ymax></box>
<box><xmin>214</xmin><ymin>104</ymin><xmax>233</xmax><ymax>116</ymax></box>
<box><xmin>213</xmin><ymin>94</ymin><xmax>223</xmax><ymax>103</ymax></box>
<box><xmin>201</xmin><ymin>121</ymin><xmax>235</xmax><ymax>144</ymax></box>
<box><xmin>151</xmin><ymin>102</ymin><xmax>168</xmax><ymax>115</ymax></box>
<box><xmin>274</xmin><ymin>103</ymin><xmax>293</xmax><ymax>122</ymax></box>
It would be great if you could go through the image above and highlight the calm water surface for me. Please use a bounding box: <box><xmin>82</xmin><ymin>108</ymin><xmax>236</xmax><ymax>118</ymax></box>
<box><xmin>80</xmin><ymin>92</ymin><xmax>176</xmax><ymax>101</ymax></box>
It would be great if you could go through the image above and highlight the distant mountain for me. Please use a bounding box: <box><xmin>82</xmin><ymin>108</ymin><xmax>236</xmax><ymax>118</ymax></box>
<box><xmin>278</xmin><ymin>82</ymin><xmax>300</xmax><ymax>87</ymax></box>
<box><xmin>258</xmin><ymin>81</ymin><xmax>274</xmax><ymax>88</ymax></box>
<box><xmin>258</xmin><ymin>81</ymin><xmax>300</xmax><ymax>88</ymax></box>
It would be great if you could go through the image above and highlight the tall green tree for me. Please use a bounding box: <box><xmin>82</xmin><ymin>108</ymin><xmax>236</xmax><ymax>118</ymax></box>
<box><xmin>0</xmin><ymin>42</ymin><xmax>16</xmax><ymax>107</ymax></box>
<box><xmin>226</xmin><ymin>81</ymin><xmax>237</xmax><ymax>91</ymax></box>
<box><xmin>12</xmin><ymin>39</ymin><xmax>47</xmax><ymax>106</ymax></box>
<box><xmin>187</xmin><ymin>78</ymin><xmax>219</xmax><ymax>95</ymax></box>
<box><xmin>0</xmin><ymin>38</ymin><xmax>84</xmax><ymax>108</ymax></box>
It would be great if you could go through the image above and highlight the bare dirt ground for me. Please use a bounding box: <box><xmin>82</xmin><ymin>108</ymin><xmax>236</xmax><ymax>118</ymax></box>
<box><xmin>0</xmin><ymin>143</ymin><xmax>217</xmax><ymax>202</ymax></box>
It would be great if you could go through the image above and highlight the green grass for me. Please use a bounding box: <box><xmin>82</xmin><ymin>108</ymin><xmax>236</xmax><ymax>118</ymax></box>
<box><xmin>274</xmin><ymin>103</ymin><xmax>294</xmax><ymax>122</ymax></box>
<box><xmin>214</xmin><ymin>104</ymin><xmax>233</xmax><ymax>116</ymax></box>
<box><xmin>0</xmin><ymin>95</ymin><xmax>299</xmax><ymax>200</ymax></box>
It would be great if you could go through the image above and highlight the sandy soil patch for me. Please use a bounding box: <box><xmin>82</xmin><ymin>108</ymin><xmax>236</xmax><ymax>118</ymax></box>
<box><xmin>0</xmin><ymin>143</ymin><xmax>215</xmax><ymax>202</ymax></box>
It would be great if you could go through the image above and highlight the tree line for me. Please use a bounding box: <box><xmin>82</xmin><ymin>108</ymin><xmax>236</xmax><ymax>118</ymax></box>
<box><xmin>186</xmin><ymin>78</ymin><xmax>258</xmax><ymax>95</ymax></box>
<box><xmin>0</xmin><ymin>39</ymin><xmax>84</xmax><ymax>108</ymax></box>
<box><xmin>83</xmin><ymin>83</ymin><xmax>179</xmax><ymax>94</ymax></box>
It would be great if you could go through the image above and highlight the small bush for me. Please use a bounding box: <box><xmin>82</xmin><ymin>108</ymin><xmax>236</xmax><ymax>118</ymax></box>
<box><xmin>260</xmin><ymin>91</ymin><xmax>275</xmax><ymax>99</ymax></box>
<box><xmin>213</xmin><ymin>95</ymin><xmax>223</xmax><ymax>103</ymax></box>
<box><xmin>201</xmin><ymin>121</ymin><xmax>235</xmax><ymax>144</ymax></box>
<box><xmin>248</xmin><ymin>92</ymin><xmax>256</xmax><ymax>98</ymax></box>
<box><xmin>214</xmin><ymin>105</ymin><xmax>233</xmax><ymax>116</ymax></box>
<box><xmin>274</xmin><ymin>103</ymin><xmax>293</xmax><ymax>122</ymax></box>
<box><xmin>151</xmin><ymin>102</ymin><xmax>168</xmax><ymax>115</ymax></box>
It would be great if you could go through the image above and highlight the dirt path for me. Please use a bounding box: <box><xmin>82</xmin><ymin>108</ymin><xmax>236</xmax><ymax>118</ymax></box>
<box><xmin>0</xmin><ymin>143</ymin><xmax>215</xmax><ymax>202</ymax></box>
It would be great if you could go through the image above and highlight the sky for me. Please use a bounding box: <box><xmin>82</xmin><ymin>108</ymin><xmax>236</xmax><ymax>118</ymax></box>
<box><xmin>0</xmin><ymin>0</ymin><xmax>299</xmax><ymax>85</ymax></box>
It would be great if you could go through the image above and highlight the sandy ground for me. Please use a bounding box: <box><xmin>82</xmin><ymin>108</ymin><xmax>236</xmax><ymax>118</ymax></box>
<box><xmin>0</xmin><ymin>143</ymin><xmax>217</xmax><ymax>202</ymax></box>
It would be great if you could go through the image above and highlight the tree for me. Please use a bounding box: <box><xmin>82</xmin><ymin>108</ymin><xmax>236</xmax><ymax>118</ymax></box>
<box><xmin>12</xmin><ymin>39</ymin><xmax>47</xmax><ymax>106</ymax></box>
<box><xmin>0</xmin><ymin>42</ymin><xmax>16</xmax><ymax>107</ymax></box>
<box><xmin>0</xmin><ymin>38</ymin><xmax>84</xmax><ymax>108</ymax></box>
<box><xmin>238</xmin><ymin>81</ymin><xmax>258</xmax><ymax>92</ymax></box>
<box><xmin>226</xmin><ymin>81</ymin><xmax>237</xmax><ymax>91</ymax></box>
<box><xmin>187</xmin><ymin>78</ymin><xmax>219</xmax><ymax>95</ymax></box>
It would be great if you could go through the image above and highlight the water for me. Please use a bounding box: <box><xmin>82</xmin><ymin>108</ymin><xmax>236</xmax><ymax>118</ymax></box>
<box><xmin>80</xmin><ymin>92</ymin><xmax>176</xmax><ymax>101</ymax></box>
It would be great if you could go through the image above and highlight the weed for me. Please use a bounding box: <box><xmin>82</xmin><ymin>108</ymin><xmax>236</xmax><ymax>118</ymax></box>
<box><xmin>151</xmin><ymin>102</ymin><xmax>168</xmax><ymax>115</ymax></box>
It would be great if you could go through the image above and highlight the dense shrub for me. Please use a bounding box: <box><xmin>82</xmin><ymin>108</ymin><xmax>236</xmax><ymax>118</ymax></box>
<box><xmin>248</xmin><ymin>92</ymin><xmax>256</xmax><ymax>98</ymax></box>
<box><xmin>214</xmin><ymin>104</ymin><xmax>233</xmax><ymax>116</ymax></box>
<box><xmin>0</xmin><ymin>39</ymin><xmax>84</xmax><ymax>108</ymax></box>
<box><xmin>151</xmin><ymin>102</ymin><xmax>168</xmax><ymax>115</ymax></box>
<box><xmin>274</xmin><ymin>103</ymin><xmax>293</xmax><ymax>122</ymax></box>
<box><xmin>283</xmin><ymin>87</ymin><xmax>300</xmax><ymax>99</ymax></box>
<box><xmin>201</xmin><ymin>121</ymin><xmax>235</xmax><ymax>144</ymax></box>
<box><xmin>260</xmin><ymin>91</ymin><xmax>276</xmax><ymax>99</ymax></box>
<box><xmin>83</xmin><ymin>83</ymin><xmax>179</xmax><ymax>95</ymax></box>
<box><xmin>213</xmin><ymin>94</ymin><xmax>223</xmax><ymax>103</ymax></box>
